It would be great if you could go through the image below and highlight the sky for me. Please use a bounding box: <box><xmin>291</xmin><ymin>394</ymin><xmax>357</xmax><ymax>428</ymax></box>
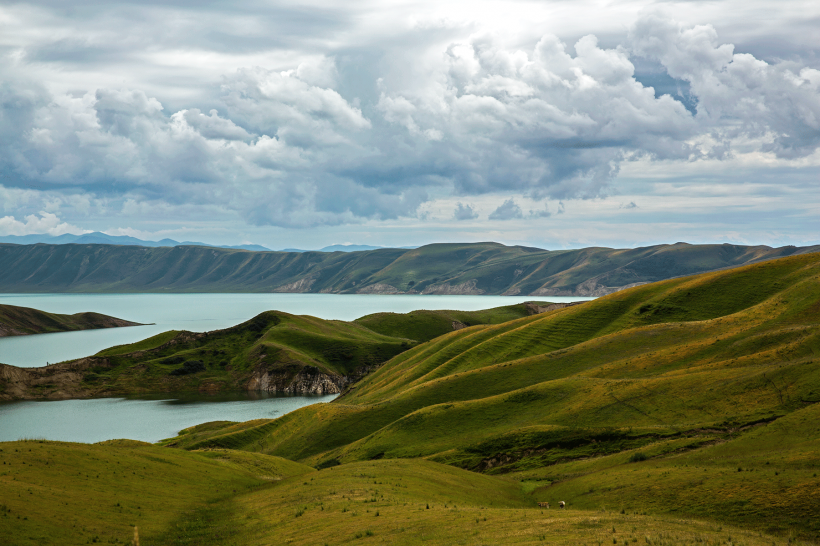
<box><xmin>0</xmin><ymin>0</ymin><xmax>818</xmax><ymax>251</ymax></box>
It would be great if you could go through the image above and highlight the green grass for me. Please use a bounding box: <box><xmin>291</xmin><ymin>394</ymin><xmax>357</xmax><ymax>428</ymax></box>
<box><xmin>5</xmin><ymin>251</ymin><xmax>820</xmax><ymax>544</ymax></box>
<box><xmin>7</xmin><ymin>310</ymin><xmax>417</xmax><ymax>400</ymax></box>
<box><xmin>161</xmin><ymin>252</ymin><xmax>820</xmax><ymax>538</ymax></box>
<box><xmin>151</xmin><ymin>458</ymin><xmax>791</xmax><ymax>546</ymax></box>
<box><xmin>353</xmin><ymin>302</ymin><xmax>549</xmax><ymax>342</ymax></box>
<box><xmin>0</xmin><ymin>440</ymin><xmax>312</xmax><ymax>545</ymax></box>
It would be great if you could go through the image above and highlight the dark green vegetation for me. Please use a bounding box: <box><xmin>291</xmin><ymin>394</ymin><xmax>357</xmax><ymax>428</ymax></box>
<box><xmin>162</xmin><ymin>251</ymin><xmax>820</xmax><ymax>540</ymax></box>
<box><xmin>0</xmin><ymin>304</ymin><xmax>142</xmax><ymax>337</ymax></box>
<box><xmin>0</xmin><ymin>303</ymin><xmax>549</xmax><ymax>400</ymax></box>
<box><xmin>1</xmin><ymin>240</ymin><xmax>817</xmax><ymax>295</ymax></box>
<box><xmin>3</xmin><ymin>252</ymin><xmax>820</xmax><ymax>544</ymax></box>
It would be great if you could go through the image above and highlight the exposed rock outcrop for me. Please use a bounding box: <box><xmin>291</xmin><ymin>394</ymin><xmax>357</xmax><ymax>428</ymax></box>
<box><xmin>421</xmin><ymin>279</ymin><xmax>484</xmax><ymax>295</ymax></box>
<box><xmin>356</xmin><ymin>283</ymin><xmax>402</xmax><ymax>295</ymax></box>
<box><xmin>273</xmin><ymin>277</ymin><xmax>317</xmax><ymax>293</ymax></box>
<box><xmin>247</xmin><ymin>365</ymin><xmax>348</xmax><ymax>395</ymax></box>
<box><xmin>0</xmin><ymin>358</ymin><xmax>110</xmax><ymax>400</ymax></box>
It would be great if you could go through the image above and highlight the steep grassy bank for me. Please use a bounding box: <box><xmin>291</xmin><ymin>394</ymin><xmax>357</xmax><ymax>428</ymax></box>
<box><xmin>0</xmin><ymin>304</ymin><xmax>142</xmax><ymax>337</ymax></box>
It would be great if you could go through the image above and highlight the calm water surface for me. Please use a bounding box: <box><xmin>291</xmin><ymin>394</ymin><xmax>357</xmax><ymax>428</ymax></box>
<box><xmin>0</xmin><ymin>293</ymin><xmax>592</xmax><ymax>367</ymax></box>
<box><xmin>0</xmin><ymin>293</ymin><xmax>591</xmax><ymax>444</ymax></box>
<box><xmin>0</xmin><ymin>392</ymin><xmax>337</xmax><ymax>443</ymax></box>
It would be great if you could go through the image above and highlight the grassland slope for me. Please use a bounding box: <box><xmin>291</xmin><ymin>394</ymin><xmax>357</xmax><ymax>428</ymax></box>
<box><xmin>164</xmin><ymin>252</ymin><xmax>820</xmax><ymax>537</ymax></box>
<box><xmin>0</xmin><ymin>302</ymin><xmax>545</xmax><ymax>401</ymax></box>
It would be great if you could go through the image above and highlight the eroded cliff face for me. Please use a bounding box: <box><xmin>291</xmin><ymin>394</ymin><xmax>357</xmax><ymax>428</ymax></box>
<box><xmin>247</xmin><ymin>365</ymin><xmax>348</xmax><ymax>395</ymax></box>
<box><xmin>0</xmin><ymin>358</ymin><xmax>108</xmax><ymax>400</ymax></box>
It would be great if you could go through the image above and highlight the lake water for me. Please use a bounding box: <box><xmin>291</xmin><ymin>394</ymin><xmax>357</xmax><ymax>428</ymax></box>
<box><xmin>0</xmin><ymin>293</ymin><xmax>592</xmax><ymax>368</ymax></box>
<box><xmin>0</xmin><ymin>292</ymin><xmax>591</xmax><ymax>444</ymax></box>
<box><xmin>0</xmin><ymin>392</ymin><xmax>337</xmax><ymax>443</ymax></box>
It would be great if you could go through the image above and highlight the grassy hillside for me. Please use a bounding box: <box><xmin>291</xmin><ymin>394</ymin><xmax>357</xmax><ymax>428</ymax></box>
<box><xmin>163</xmin><ymin>251</ymin><xmax>820</xmax><ymax>538</ymax></box>
<box><xmin>1</xmin><ymin>442</ymin><xmax>786</xmax><ymax>546</ymax></box>
<box><xmin>0</xmin><ymin>304</ymin><xmax>142</xmax><ymax>337</ymax></box>
<box><xmin>0</xmin><ymin>311</ymin><xmax>413</xmax><ymax>400</ymax></box>
<box><xmin>1</xmin><ymin>303</ymin><xmax>544</xmax><ymax>400</ymax></box>
<box><xmin>0</xmin><ymin>241</ymin><xmax>816</xmax><ymax>295</ymax></box>
<box><xmin>0</xmin><ymin>439</ymin><xmax>313</xmax><ymax>546</ymax></box>
<box><xmin>353</xmin><ymin>301</ymin><xmax>554</xmax><ymax>342</ymax></box>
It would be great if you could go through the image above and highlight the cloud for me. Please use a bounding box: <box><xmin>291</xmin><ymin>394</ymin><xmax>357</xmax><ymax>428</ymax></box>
<box><xmin>453</xmin><ymin>202</ymin><xmax>479</xmax><ymax>220</ymax></box>
<box><xmin>0</xmin><ymin>212</ymin><xmax>89</xmax><ymax>236</ymax></box>
<box><xmin>530</xmin><ymin>205</ymin><xmax>552</xmax><ymax>218</ymax></box>
<box><xmin>620</xmin><ymin>201</ymin><xmax>638</xmax><ymax>209</ymax></box>
<box><xmin>630</xmin><ymin>13</ymin><xmax>820</xmax><ymax>158</ymax></box>
<box><xmin>0</xmin><ymin>7</ymin><xmax>818</xmax><ymax>232</ymax></box>
<box><xmin>489</xmin><ymin>198</ymin><xmax>523</xmax><ymax>220</ymax></box>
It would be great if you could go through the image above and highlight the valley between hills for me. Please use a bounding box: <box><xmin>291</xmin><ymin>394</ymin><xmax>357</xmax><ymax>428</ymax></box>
<box><xmin>1</xmin><ymin>251</ymin><xmax>819</xmax><ymax>545</ymax></box>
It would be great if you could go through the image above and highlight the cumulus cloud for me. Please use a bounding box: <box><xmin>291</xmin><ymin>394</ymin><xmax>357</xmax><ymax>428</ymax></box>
<box><xmin>489</xmin><ymin>199</ymin><xmax>523</xmax><ymax>220</ymax></box>
<box><xmin>453</xmin><ymin>202</ymin><xmax>479</xmax><ymax>220</ymax></box>
<box><xmin>530</xmin><ymin>205</ymin><xmax>552</xmax><ymax>218</ymax></box>
<box><xmin>630</xmin><ymin>13</ymin><xmax>820</xmax><ymax>158</ymax></box>
<box><xmin>0</xmin><ymin>7</ymin><xmax>818</xmax><ymax>231</ymax></box>
<box><xmin>0</xmin><ymin>212</ymin><xmax>88</xmax><ymax>236</ymax></box>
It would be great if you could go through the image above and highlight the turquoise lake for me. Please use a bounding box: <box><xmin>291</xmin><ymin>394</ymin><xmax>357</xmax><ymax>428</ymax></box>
<box><xmin>0</xmin><ymin>293</ymin><xmax>592</xmax><ymax>443</ymax></box>
<box><xmin>0</xmin><ymin>392</ymin><xmax>337</xmax><ymax>443</ymax></box>
<box><xmin>0</xmin><ymin>293</ymin><xmax>591</xmax><ymax>368</ymax></box>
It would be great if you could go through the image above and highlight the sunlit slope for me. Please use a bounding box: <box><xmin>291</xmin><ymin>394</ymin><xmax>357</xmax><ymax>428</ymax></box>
<box><xmin>0</xmin><ymin>439</ymin><xmax>313</xmax><ymax>546</ymax></box>
<box><xmin>353</xmin><ymin>301</ymin><xmax>549</xmax><ymax>343</ymax></box>
<box><xmin>166</xmin><ymin>252</ymin><xmax>820</xmax><ymax>466</ymax></box>
<box><xmin>151</xmin><ymin>458</ymin><xmax>783</xmax><ymax>546</ymax></box>
<box><xmin>521</xmin><ymin>401</ymin><xmax>820</xmax><ymax>537</ymax></box>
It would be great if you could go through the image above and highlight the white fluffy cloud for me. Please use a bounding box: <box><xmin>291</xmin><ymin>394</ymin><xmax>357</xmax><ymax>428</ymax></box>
<box><xmin>0</xmin><ymin>5</ymin><xmax>818</xmax><ymax>234</ymax></box>
<box><xmin>0</xmin><ymin>212</ymin><xmax>88</xmax><ymax>236</ymax></box>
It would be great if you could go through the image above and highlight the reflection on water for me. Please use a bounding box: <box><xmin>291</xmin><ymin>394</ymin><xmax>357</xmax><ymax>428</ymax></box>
<box><xmin>0</xmin><ymin>392</ymin><xmax>337</xmax><ymax>444</ymax></box>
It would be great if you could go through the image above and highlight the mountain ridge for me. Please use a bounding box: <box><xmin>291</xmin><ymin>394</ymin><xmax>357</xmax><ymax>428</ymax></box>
<box><xmin>0</xmin><ymin>241</ymin><xmax>817</xmax><ymax>296</ymax></box>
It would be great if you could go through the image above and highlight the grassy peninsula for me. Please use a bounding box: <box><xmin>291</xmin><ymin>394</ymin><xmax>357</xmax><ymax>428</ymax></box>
<box><xmin>2</xmin><ymin>251</ymin><xmax>819</xmax><ymax>545</ymax></box>
<box><xmin>0</xmin><ymin>304</ymin><xmax>142</xmax><ymax>337</ymax></box>
<box><xmin>0</xmin><ymin>302</ymin><xmax>551</xmax><ymax>400</ymax></box>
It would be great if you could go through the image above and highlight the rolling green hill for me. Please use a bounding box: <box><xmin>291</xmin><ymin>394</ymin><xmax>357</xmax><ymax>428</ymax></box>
<box><xmin>4</xmin><ymin>252</ymin><xmax>820</xmax><ymax>544</ymax></box>
<box><xmin>161</xmin><ymin>251</ymin><xmax>820</xmax><ymax>539</ymax></box>
<box><xmin>0</xmin><ymin>304</ymin><xmax>142</xmax><ymax>337</ymax></box>
<box><xmin>0</xmin><ymin>241</ymin><xmax>816</xmax><ymax>295</ymax></box>
<box><xmin>0</xmin><ymin>303</ymin><xmax>550</xmax><ymax>401</ymax></box>
<box><xmin>3</xmin><ymin>441</ymin><xmax>780</xmax><ymax>546</ymax></box>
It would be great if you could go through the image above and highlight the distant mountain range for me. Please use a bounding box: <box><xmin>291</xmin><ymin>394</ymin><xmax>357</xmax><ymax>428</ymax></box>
<box><xmin>0</xmin><ymin>240</ymin><xmax>816</xmax><ymax>296</ymax></box>
<box><xmin>0</xmin><ymin>233</ymin><xmax>412</xmax><ymax>253</ymax></box>
<box><xmin>0</xmin><ymin>232</ymin><xmax>272</xmax><ymax>251</ymax></box>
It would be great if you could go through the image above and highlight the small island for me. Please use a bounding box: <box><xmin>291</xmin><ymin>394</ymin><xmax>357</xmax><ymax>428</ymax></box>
<box><xmin>0</xmin><ymin>303</ymin><xmax>144</xmax><ymax>337</ymax></box>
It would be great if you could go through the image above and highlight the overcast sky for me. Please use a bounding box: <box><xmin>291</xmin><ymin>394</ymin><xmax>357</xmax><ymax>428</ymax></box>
<box><xmin>1</xmin><ymin>0</ymin><xmax>818</xmax><ymax>250</ymax></box>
